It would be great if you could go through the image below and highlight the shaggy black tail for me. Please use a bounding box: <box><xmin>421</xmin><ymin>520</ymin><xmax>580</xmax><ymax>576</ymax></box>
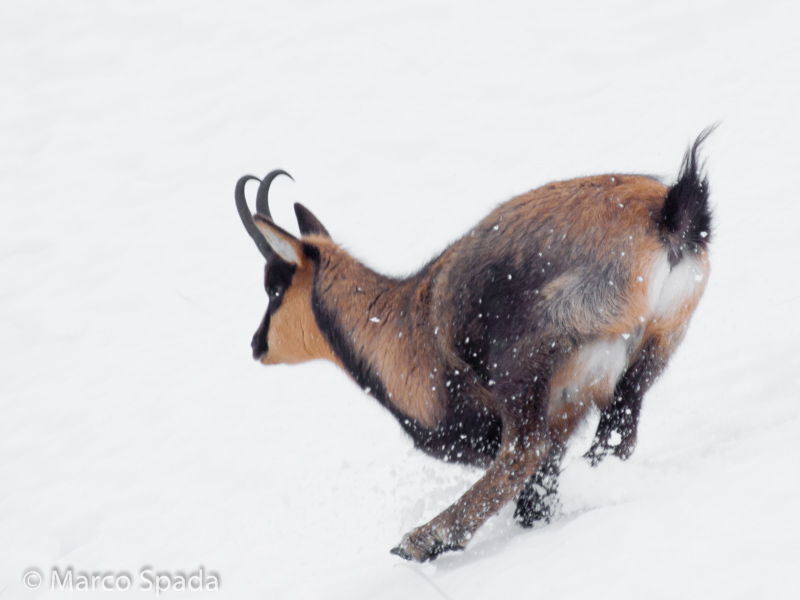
<box><xmin>660</xmin><ymin>125</ymin><xmax>716</xmax><ymax>265</ymax></box>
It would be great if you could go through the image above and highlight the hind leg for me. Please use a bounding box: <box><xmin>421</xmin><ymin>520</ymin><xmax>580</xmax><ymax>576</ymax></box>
<box><xmin>585</xmin><ymin>338</ymin><xmax>668</xmax><ymax>466</ymax></box>
<box><xmin>515</xmin><ymin>440</ymin><xmax>565</xmax><ymax>527</ymax></box>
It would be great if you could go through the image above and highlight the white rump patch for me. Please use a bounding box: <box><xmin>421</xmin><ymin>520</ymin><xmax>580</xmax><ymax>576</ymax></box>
<box><xmin>648</xmin><ymin>252</ymin><xmax>704</xmax><ymax>317</ymax></box>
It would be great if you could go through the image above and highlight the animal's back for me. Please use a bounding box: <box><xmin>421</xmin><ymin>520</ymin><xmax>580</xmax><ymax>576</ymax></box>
<box><xmin>439</xmin><ymin>174</ymin><xmax>670</xmax><ymax>345</ymax></box>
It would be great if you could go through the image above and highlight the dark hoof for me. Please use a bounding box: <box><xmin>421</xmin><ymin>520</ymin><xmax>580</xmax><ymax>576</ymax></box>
<box><xmin>586</xmin><ymin>434</ymin><xmax>636</xmax><ymax>466</ymax></box>
<box><xmin>514</xmin><ymin>495</ymin><xmax>557</xmax><ymax>527</ymax></box>
<box><xmin>391</xmin><ymin>528</ymin><xmax>465</xmax><ymax>562</ymax></box>
<box><xmin>584</xmin><ymin>445</ymin><xmax>608</xmax><ymax>467</ymax></box>
<box><xmin>515</xmin><ymin>478</ymin><xmax>559</xmax><ymax>527</ymax></box>
<box><xmin>612</xmin><ymin>437</ymin><xmax>636</xmax><ymax>460</ymax></box>
<box><xmin>389</xmin><ymin>545</ymin><xmax>415</xmax><ymax>561</ymax></box>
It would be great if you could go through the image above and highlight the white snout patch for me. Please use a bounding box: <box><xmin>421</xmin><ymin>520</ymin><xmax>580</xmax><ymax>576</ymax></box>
<box><xmin>647</xmin><ymin>252</ymin><xmax>705</xmax><ymax>317</ymax></box>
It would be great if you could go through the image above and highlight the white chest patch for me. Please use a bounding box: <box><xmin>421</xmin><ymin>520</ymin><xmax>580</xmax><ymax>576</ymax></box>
<box><xmin>647</xmin><ymin>252</ymin><xmax>705</xmax><ymax>317</ymax></box>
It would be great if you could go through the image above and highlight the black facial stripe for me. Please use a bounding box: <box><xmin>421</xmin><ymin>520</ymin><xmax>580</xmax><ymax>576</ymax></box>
<box><xmin>264</xmin><ymin>260</ymin><xmax>298</xmax><ymax>313</ymax></box>
<box><xmin>251</xmin><ymin>309</ymin><xmax>270</xmax><ymax>359</ymax></box>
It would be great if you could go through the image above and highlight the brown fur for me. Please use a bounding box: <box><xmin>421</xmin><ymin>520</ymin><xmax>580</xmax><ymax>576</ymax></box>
<box><xmin>311</xmin><ymin>241</ymin><xmax>446</xmax><ymax>428</ymax></box>
<box><xmin>238</xmin><ymin>139</ymin><xmax>713</xmax><ymax>562</ymax></box>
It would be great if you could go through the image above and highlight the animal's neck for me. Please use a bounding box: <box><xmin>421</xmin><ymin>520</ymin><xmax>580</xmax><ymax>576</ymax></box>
<box><xmin>311</xmin><ymin>248</ymin><xmax>445</xmax><ymax>428</ymax></box>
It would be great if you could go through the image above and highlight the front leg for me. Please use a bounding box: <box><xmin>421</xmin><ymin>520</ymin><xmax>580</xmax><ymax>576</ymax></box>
<box><xmin>391</xmin><ymin>424</ymin><xmax>550</xmax><ymax>562</ymax></box>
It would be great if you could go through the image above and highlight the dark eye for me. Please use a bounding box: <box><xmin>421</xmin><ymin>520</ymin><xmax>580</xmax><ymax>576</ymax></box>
<box><xmin>267</xmin><ymin>286</ymin><xmax>282</xmax><ymax>300</ymax></box>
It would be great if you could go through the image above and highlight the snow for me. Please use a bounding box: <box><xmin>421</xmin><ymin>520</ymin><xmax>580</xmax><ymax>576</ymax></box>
<box><xmin>2</xmin><ymin>0</ymin><xmax>799</xmax><ymax>598</ymax></box>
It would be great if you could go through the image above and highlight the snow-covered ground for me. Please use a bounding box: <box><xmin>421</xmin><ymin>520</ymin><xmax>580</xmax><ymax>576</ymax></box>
<box><xmin>2</xmin><ymin>1</ymin><xmax>799</xmax><ymax>598</ymax></box>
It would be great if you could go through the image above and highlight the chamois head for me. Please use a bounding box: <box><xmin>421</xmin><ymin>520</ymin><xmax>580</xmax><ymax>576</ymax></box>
<box><xmin>235</xmin><ymin>170</ymin><xmax>334</xmax><ymax>366</ymax></box>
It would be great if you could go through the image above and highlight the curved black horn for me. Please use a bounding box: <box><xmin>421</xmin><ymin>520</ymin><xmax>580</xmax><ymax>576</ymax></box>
<box><xmin>255</xmin><ymin>169</ymin><xmax>294</xmax><ymax>220</ymax></box>
<box><xmin>235</xmin><ymin>174</ymin><xmax>274</xmax><ymax>260</ymax></box>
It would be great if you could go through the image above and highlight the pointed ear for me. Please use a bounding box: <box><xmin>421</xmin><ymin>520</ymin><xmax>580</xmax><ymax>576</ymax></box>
<box><xmin>253</xmin><ymin>215</ymin><xmax>303</xmax><ymax>265</ymax></box>
<box><xmin>294</xmin><ymin>203</ymin><xmax>330</xmax><ymax>238</ymax></box>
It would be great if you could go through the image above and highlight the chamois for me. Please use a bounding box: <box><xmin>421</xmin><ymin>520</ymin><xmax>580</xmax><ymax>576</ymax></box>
<box><xmin>234</xmin><ymin>129</ymin><xmax>714</xmax><ymax>562</ymax></box>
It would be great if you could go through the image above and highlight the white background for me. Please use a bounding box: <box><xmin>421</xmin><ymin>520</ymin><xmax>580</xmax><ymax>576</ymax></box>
<box><xmin>2</xmin><ymin>1</ymin><xmax>798</xmax><ymax>598</ymax></box>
